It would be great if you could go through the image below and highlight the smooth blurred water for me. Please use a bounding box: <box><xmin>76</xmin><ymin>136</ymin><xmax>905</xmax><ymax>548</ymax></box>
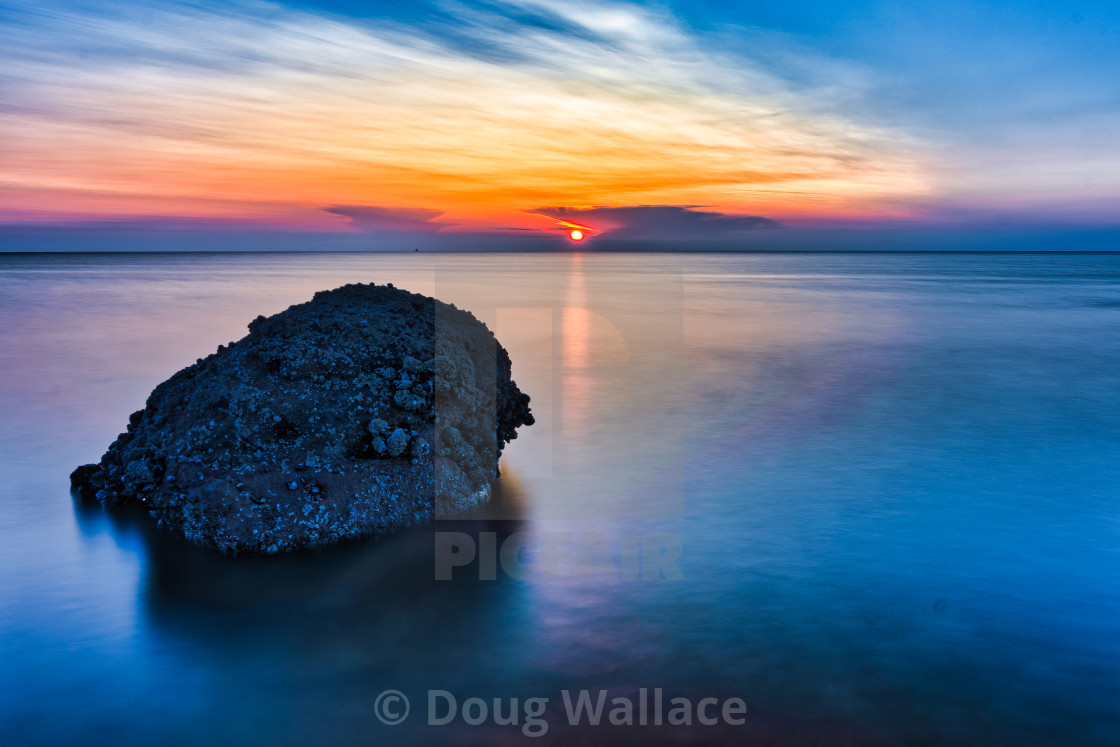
<box><xmin>1</xmin><ymin>251</ymin><xmax>1119</xmax><ymax>745</ymax></box>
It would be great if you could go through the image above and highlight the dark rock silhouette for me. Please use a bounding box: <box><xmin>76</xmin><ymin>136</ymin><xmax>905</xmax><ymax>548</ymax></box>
<box><xmin>71</xmin><ymin>283</ymin><xmax>533</xmax><ymax>554</ymax></box>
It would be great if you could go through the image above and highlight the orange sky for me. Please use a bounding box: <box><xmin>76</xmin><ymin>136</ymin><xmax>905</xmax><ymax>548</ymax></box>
<box><xmin>1</xmin><ymin>1</ymin><xmax>934</xmax><ymax>234</ymax></box>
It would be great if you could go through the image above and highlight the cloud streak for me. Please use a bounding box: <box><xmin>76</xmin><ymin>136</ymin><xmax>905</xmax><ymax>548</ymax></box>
<box><xmin>0</xmin><ymin>0</ymin><xmax>930</xmax><ymax>229</ymax></box>
<box><xmin>323</xmin><ymin>205</ymin><xmax>451</xmax><ymax>232</ymax></box>
<box><xmin>530</xmin><ymin>205</ymin><xmax>779</xmax><ymax>240</ymax></box>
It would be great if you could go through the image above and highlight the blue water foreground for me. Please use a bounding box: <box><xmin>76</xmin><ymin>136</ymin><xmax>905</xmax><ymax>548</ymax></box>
<box><xmin>1</xmin><ymin>251</ymin><xmax>1118</xmax><ymax>745</ymax></box>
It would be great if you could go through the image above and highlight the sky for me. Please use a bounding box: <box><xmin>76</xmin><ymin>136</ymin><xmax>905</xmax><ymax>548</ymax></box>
<box><xmin>1</xmin><ymin>0</ymin><xmax>1118</xmax><ymax>250</ymax></box>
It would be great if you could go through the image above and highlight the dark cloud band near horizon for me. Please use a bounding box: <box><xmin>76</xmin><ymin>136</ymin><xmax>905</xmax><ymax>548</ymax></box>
<box><xmin>529</xmin><ymin>205</ymin><xmax>781</xmax><ymax>239</ymax></box>
<box><xmin>2</xmin><ymin>219</ymin><xmax>1117</xmax><ymax>252</ymax></box>
<box><xmin>323</xmin><ymin>203</ymin><xmax>783</xmax><ymax>239</ymax></box>
<box><xmin>323</xmin><ymin>205</ymin><xmax>452</xmax><ymax>232</ymax></box>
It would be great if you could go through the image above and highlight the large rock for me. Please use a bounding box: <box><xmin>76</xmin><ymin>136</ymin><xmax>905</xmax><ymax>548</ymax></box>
<box><xmin>71</xmin><ymin>283</ymin><xmax>534</xmax><ymax>554</ymax></box>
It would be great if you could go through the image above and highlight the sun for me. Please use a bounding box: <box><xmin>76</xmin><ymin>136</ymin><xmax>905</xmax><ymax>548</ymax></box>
<box><xmin>569</xmin><ymin>229</ymin><xmax>584</xmax><ymax>241</ymax></box>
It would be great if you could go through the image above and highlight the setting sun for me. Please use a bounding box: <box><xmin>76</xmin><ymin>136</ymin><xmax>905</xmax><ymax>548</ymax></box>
<box><xmin>569</xmin><ymin>229</ymin><xmax>584</xmax><ymax>241</ymax></box>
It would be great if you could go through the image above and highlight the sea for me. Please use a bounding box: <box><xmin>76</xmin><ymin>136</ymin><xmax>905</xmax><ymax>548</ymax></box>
<box><xmin>1</xmin><ymin>251</ymin><xmax>1118</xmax><ymax>745</ymax></box>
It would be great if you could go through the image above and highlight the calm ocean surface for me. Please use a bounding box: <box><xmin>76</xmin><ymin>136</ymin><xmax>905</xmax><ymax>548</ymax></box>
<box><xmin>1</xmin><ymin>251</ymin><xmax>1119</xmax><ymax>745</ymax></box>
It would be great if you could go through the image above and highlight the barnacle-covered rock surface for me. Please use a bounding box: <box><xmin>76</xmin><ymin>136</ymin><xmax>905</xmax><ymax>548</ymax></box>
<box><xmin>71</xmin><ymin>283</ymin><xmax>533</xmax><ymax>554</ymax></box>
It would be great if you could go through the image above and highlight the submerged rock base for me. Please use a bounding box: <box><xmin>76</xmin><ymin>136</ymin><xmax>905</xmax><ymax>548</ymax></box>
<box><xmin>71</xmin><ymin>283</ymin><xmax>533</xmax><ymax>554</ymax></box>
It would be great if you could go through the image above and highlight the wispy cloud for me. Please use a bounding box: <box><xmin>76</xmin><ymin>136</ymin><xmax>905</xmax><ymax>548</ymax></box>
<box><xmin>0</xmin><ymin>0</ymin><xmax>930</xmax><ymax>228</ymax></box>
